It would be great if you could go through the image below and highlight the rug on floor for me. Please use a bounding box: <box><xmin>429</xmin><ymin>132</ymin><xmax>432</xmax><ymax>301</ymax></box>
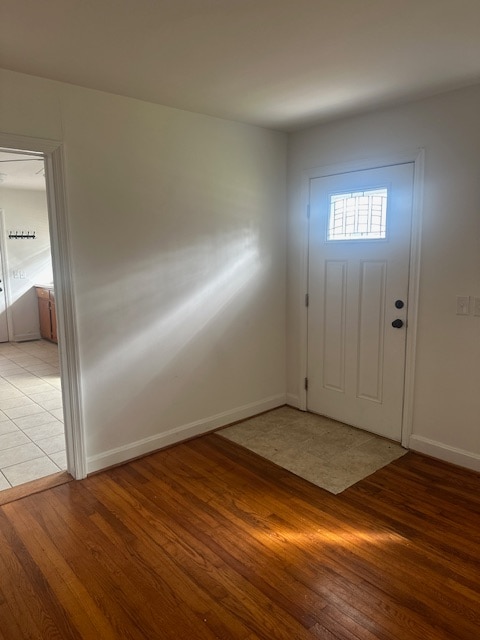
<box><xmin>218</xmin><ymin>406</ymin><xmax>407</xmax><ymax>494</ymax></box>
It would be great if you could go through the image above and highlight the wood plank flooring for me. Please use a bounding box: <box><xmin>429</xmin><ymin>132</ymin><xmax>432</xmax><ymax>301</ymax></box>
<box><xmin>0</xmin><ymin>433</ymin><xmax>479</xmax><ymax>639</ymax></box>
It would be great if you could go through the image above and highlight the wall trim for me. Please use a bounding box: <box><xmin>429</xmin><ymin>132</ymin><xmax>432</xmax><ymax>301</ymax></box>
<box><xmin>299</xmin><ymin>148</ymin><xmax>425</xmax><ymax>444</ymax></box>
<box><xmin>87</xmin><ymin>393</ymin><xmax>286</xmax><ymax>474</ymax></box>
<box><xmin>286</xmin><ymin>392</ymin><xmax>301</xmax><ymax>408</ymax></box>
<box><xmin>13</xmin><ymin>332</ymin><xmax>41</xmax><ymax>342</ymax></box>
<box><xmin>0</xmin><ymin>131</ymin><xmax>87</xmax><ymax>480</ymax></box>
<box><xmin>409</xmin><ymin>435</ymin><xmax>480</xmax><ymax>473</ymax></box>
<box><xmin>0</xmin><ymin>210</ymin><xmax>14</xmax><ymax>342</ymax></box>
<box><xmin>400</xmin><ymin>149</ymin><xmax>425</xmax><ymax>447</ymax></box>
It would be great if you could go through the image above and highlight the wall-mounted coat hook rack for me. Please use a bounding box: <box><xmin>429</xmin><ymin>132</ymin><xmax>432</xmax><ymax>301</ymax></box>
<box><xmin>8</xmin><ymin>230</ymin><xmax>36</xmax><ymax>239</ymax></box>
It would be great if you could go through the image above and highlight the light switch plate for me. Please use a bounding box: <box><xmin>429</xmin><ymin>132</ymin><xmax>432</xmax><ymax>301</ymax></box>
<box><xmin>474</xmin><ymin>297</ymin><xmax>480</xmax><ymax>317</ymax></box>
<box><xmin>456</xmin><ymin>296</ymin><xmax>470</xmax><ymax>315</ymax></box>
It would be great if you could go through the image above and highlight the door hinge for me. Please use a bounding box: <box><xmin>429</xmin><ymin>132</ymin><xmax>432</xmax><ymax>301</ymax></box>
<box><xmin>304</xmin><ymin>377</ymin><xmax>309</xmax><ymax>391</ymax></box>
<box><xmin>305</xmin><ymin>293</ymin><xmax>309</xmax><ymax>307</ymax></box>
<box><xmin>307</xmin><ymin>204</ymin><xmax>310</xmax><ymax>219</ymax></box>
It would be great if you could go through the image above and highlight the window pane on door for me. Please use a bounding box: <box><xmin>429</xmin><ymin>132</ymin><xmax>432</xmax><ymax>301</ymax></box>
<box><xmin>327</xmin><ymin>188</ymin><xmax>388</xmax><ymax>240</ymax></box>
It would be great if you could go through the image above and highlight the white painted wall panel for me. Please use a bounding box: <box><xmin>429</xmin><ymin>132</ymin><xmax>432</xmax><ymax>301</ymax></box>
<box><xmin>0</xmin><ymin>188</ymin><xmax>52</xmax><ymax>341</ymax></box>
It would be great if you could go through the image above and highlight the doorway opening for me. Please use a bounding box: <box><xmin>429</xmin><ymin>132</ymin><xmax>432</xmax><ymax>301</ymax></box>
<box><xmin>0</xmin><ymin>136</ymin><xmax>85</xmax><ymax>493</ymax></box>
<box><xmin>0</xmin><ymin>150</ymin><xmax>67</xmax><ymax>490</ymax></box>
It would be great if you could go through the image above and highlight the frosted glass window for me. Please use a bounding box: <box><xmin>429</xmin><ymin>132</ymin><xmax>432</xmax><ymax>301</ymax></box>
<box><xmin>327</xmin><ymin>188</ymin><xmax>388</xmax><ymax>240</ymax></box>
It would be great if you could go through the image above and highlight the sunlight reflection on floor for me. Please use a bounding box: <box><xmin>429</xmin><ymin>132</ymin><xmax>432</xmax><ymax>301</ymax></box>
<box><xmin>261</xmin><ymin>525</ymin><xmax>406</xmax><ymax>548</ymax></box>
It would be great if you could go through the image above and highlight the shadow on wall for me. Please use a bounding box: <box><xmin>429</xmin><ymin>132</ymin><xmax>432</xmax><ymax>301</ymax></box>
<box><xmin>81</xmin><ymin>227</ymin><xmax>275</xmax><ymax>452</ymax></box>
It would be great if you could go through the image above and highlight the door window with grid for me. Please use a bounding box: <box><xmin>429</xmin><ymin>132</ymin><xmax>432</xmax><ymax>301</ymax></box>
<box><xmin>327</xmin><ymin>187</ymin><xmax>388</xmax><ymax>241</ymax></box>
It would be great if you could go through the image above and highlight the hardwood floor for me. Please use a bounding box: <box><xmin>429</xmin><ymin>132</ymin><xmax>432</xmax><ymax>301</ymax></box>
<box><xmin>0</xmin><ymin>433</ymin><xmax>479</xmax><ymax>639</ymax></box>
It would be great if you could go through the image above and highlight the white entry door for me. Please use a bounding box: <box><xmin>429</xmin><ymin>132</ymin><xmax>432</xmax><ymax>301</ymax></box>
<box><xmin>307</xmin><ymin>163</ymin><xmax>414</xmax><ymax>441</ymax></box>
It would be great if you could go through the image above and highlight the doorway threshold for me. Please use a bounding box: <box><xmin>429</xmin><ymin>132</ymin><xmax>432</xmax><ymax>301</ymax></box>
<box><xmin>0</xmin><ymin>470</ymin><xmax>72</xmax><ymax>506</ymax></box>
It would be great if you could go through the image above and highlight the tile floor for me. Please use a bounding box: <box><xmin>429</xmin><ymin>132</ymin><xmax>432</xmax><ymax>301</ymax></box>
<box><xmin>219</xmin><ymin>406</ymin><xmax>407</xmax><ymax>494</ymax></box>
<box><xmin>0</xmin><ymin>339</ymin><xmax>66</xmax><ymax>490</ymax></box>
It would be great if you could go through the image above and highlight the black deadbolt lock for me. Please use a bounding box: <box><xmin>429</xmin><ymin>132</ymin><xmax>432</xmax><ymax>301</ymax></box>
<box><xmin>395</xmin><ymin>299</ymin><xmax>404</xmax><ymax>309</ymax></box>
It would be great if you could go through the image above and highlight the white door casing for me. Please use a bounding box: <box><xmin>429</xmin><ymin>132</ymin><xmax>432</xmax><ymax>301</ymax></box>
<box><xmin>0</xmin><ymin>213</ymin><xmax>9</xmax><ymax>342</ymax></box>
<box><xmin>307</xmin><ymin>163</ymin><xmax>414</xmax><ymax>441</ymax></box>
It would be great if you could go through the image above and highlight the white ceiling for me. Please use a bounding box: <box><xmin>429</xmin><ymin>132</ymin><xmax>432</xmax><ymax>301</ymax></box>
<box><xmin>1</xmin><ymin>0</ymin><xmax>480</xmax><ymax>131</ymax></box>
<box><xmin>0</xmin><ymin>152</ymin><xmax>46</xmax><ymax>191</ymax></box>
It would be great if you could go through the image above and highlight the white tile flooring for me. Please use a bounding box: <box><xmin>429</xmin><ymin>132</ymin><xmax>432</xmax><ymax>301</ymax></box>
<box><xmin>0</xmin><ymin>339</ymin><xmax>66</xmax><ymax>490</ymax></box>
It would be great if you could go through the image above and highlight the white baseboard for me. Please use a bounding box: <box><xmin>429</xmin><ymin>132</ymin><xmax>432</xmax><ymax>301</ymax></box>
<box><xmin>13</xmin><ymin>332</ymin><xmax>41</xmax><ymax>342</ymax></box>
<box><xmin>87</xmin><ymin>393</ymin><xmax>286</xmax><ymax>474</ymax></box>
<box><xmin>409</xmin><ymin>435</ymin><xmax>480</xmax><ymax>473</ymax></box>
<box><xmin>286</xmin><ymin>393</ymin><xmax>301</xmax><ymax>408</ymax></box>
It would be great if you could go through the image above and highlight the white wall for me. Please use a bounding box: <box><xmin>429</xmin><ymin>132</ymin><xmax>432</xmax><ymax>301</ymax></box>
<box><xmin>0</xmin><ymin>69</ymin><xmax>287</xmax><ymax>472</ymax></box>
<box><xmin>288</xmin><ymin>84</ymin><xmax>480</xmax><ymax>470</ymax></box>
<box><xmin>0</xmin><ymin>187</ymin><xmax>52</xmax><ymax>341</ymax></box>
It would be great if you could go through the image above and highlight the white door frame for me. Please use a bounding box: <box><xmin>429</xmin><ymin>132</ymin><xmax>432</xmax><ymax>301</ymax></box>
<box><xmin>298</xmin><ymin>149</ymin><xmax>425</xmax><ymax>448</ymax></box>
<box><xmin>0</xmin><ymin>132</ymin><xmax>86</xmax><ymax>479</ymax></box>
<box><xmin>0</xmin><ymin>210</ymin><xmax>14</xmax><ymax>341</ymax></box>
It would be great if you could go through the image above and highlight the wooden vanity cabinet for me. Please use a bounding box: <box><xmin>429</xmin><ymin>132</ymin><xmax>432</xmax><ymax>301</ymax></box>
<box><xmin>35</xmin><ymin>286</ymin><xmax>58</xmax><ymax>343</ymax></box>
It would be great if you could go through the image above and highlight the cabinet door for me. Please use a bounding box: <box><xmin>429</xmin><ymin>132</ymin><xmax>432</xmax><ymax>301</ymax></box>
<box><xmin>38</xmin><ymin>298</ymin><xmax>52</xmax><ymax>340</ymax></box>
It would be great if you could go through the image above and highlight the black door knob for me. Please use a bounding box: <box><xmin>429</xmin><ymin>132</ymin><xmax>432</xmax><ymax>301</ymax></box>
<box><xmin>395</xmin><ymin>300</ymin><xmax>404</xmax><ymax>309</ymax></box>
<box><xmin>392</xmin><ymin>319</ymin><xmax>404</xmax><ymax>329</ymax></box>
